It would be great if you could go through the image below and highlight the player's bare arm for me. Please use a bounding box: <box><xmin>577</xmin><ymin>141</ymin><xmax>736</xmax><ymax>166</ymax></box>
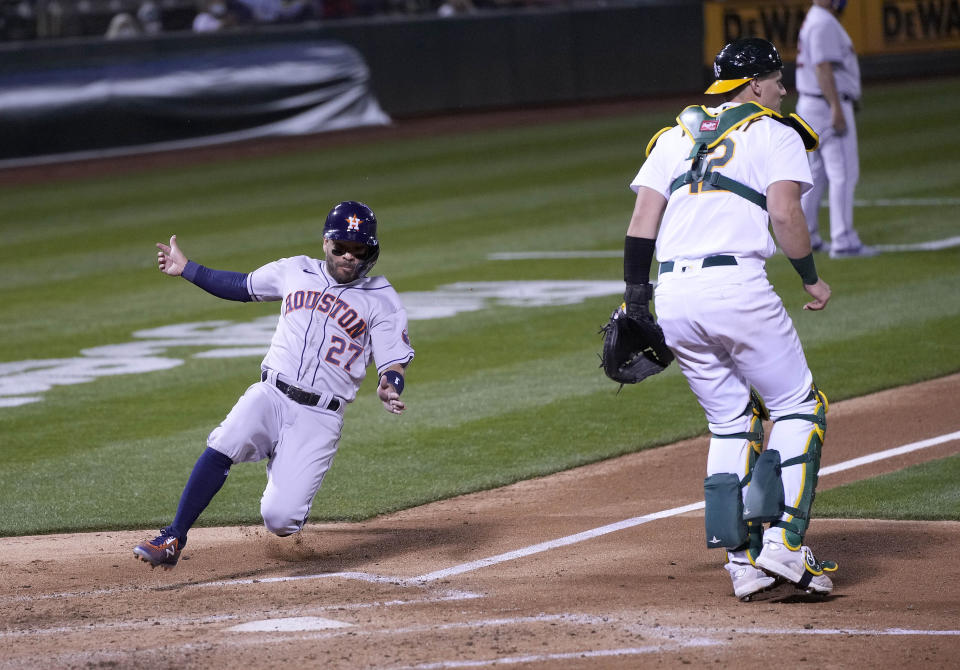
<box><xmin>156</xmin><ymin>234</ymin><xmax>188</xmax><ymax>277</ymax></box>
<box><xmin>768</xmin><ymin>180</ymin><xmax>831</xmax><ymax>311</ymax></box>
<box><xmin>814</xmin><ymin>61</ymin><xmax>846</xmax><ymax>136</ymax></box>
<box><xmin>626</xmin><ymin>186</ymin><xmax>667</xmax><ymax>239</ymax></box>
<box><xmin>377</xmin><ymin>364</ymin><xmax>407</xmax><ymax>415</ymax></box>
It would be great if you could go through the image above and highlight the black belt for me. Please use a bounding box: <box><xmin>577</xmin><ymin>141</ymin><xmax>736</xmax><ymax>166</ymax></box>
<box><xmin>659</xmin><ymin>255</ymin><xmax>737</xmax><ymax>274</ymax></box>
<box><xmin>261</xmin><ymin>371</ymin><xmax>340</xmax><ymax>411</ymax></box>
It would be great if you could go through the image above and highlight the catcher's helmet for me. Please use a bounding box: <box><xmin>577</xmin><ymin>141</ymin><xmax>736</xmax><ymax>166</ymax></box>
<box><xmin>704</xmin><ymin>38</ymin><xmax>783</xmax><ymax>95</ymax></box>
<box><xmin>323</xmin><ymin>200</ymin><xmax>380</xmax><ymax>278</ymax></box>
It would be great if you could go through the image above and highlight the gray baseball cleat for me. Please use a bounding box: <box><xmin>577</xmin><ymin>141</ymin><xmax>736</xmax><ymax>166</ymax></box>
<box><xmin>829</xmin><ymin>244</ymin><xmax>877</xmax><ymax>259</ymax></box>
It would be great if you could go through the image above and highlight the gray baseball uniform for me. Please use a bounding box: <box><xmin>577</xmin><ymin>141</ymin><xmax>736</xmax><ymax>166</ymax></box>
<box><xmin>134</xmin><ymin>201</ymin><xmax>412</xmax><ymax>570</ymax></box>
<box><xmin>796</xmin><ymin>1</ymin><xmax>869</xmax><ymax>256</ymax></box>
<box><xmin>211</xmin><ymin>255</ymin><xmax>414</xmax><ymax>534</ymax></box>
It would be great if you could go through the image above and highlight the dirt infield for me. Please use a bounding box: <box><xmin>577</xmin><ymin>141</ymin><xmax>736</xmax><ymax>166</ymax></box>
<box><xmin>2</xmin><ymin>374</ymin><xmax>959</xmax><ymax>669</ymax></box>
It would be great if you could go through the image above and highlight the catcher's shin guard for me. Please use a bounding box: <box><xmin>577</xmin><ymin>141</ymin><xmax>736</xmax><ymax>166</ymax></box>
<box><xmin>743</xmin><ymin>448</ymin><xmax>785</xmax><ymax>523</ymax></box>
<box><xmin>766</xmin><ymin>386</ymin><xmax>828</xmax><ymax>549</ymax></box>
<box><xmin>704</xmin><ymin>473</ymin><xmax>747</xmax><ymax>548</ymax></box>
<box><xmin>703</xmin><ymin>392</ymin><xmax>766</xmax><ymax>556</ymax></box>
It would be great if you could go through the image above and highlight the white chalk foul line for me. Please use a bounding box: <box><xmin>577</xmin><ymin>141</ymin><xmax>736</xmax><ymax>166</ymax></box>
<box><xmin>819</xmin><ymin>430</ymin><xmax>960</xmax><ymax>476</ymax></box>
<box><xmin>194</xmin><ymin>570</ymin><xmax>483</xmax><ymax>597</ymax></box>
<box><xmin>389</xmin><ymin>647</ymin><xmax>688</xmax><ymax>670</ymax></box>
<box><xmin>748</xmin><ymin>627</ymin><xmax>960</xmax><ymax>636</ymax></box>
<box><xmin>874</xmin><ymin>235</ymin><xmax>960</xmax><ymax>252</ymax></box>
<box><xmin>414</xmin><ymin>429</ymin><xmax>960</xmax><ymax>583</ymax></box>
<box><xmin>197</xmin><ymin>570</ymin><xmax>403</xmax><ymax>588</ymax></box>
<box><xmin>414</xmin><ymin>502</ymin><xmax>704</xmax><ymax>583</ymax></box>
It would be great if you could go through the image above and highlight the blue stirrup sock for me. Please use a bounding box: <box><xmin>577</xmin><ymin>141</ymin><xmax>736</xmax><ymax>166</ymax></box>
<box><xmin>167</xmin><ymin>447</ymin><xmax>233</xmax><ymax>543</ymax></box>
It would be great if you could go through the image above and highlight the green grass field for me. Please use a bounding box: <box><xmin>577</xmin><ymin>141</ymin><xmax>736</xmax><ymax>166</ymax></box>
<box><xmin>1</xmin><ymin>77</ymin><xmax>958</xmax><ymax>537</ymax></box>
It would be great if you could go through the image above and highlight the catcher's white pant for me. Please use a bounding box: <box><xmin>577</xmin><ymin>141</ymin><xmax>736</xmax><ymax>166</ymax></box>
<box><xmin>207</xmin><ymin>377</ymin><xmax>344</xmax><ymax>536</ymax></box>
<box><xmin>654</xmin><ymin>258</ymin><xmax>815</xmax><ymax>511</ymax></box>
<box><xmin>655</xmin><ymin>258</ymin><xmax>813</xmax><ymax>423</ymax></box>
<box><xmin>797</xmin><ymin>95</ymin><xmax>862</xmax><ymax>252</ymax></box>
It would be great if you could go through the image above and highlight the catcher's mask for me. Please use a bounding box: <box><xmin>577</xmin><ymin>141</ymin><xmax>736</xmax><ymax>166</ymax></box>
<box><xmin>704</xmin><ymin>37</ymin><xmax>783</xmax><ymax>95</ymax></box>
<box><xmin>323</xmin><ymin>200</ymin><xmax>380</xmax><ymax>279</ymax></box>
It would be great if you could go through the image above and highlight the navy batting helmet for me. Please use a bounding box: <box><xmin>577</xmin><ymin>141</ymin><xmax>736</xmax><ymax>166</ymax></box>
<box><xmin>705</xmin><ymin>38</ymin><xmax>783</xmax><ymax>94</ymax></box>
<box><xmin>323</xmin><ymin>200</ymin><xmax>380</xmax><ymax>278</ymax></box>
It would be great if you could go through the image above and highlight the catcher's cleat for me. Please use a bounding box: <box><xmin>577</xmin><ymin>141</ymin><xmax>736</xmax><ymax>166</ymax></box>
<box><xmin>133</xmin><ymin>529</ymin><xmax>183</xmax><ymax>570</ymax></box>
<box><xmin>725</xmin><ymin>558</ymin><xmax>777</xmax><ymax>601</ymax></box>
<box><xmin>756</xmin><ymin>536</ymin><xmax>835</xmax><ymax>595</ymax></box>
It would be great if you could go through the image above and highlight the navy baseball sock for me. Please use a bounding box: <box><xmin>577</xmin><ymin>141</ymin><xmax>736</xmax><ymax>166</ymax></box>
<box><xmin>167</xmin><ymin>447</ymin><xmax>233</xmax><ymax>543</ymax></box>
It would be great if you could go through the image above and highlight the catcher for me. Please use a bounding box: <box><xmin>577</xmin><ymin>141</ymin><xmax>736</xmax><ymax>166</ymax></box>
<box><xmin>602</xmin><ymin>38</ymin><xmax>838</xmax><ymax>600</ymax></box>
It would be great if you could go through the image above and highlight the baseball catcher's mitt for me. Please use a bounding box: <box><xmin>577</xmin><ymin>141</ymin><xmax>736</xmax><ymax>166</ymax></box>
<box><xmin>600</xmin><ymin>297</ymin><xmax>674</xmax><ymax>385</ymax></box>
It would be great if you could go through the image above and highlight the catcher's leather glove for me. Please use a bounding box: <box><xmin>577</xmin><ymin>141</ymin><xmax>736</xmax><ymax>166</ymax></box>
<box><xmin>600</xmin><ymin>283</ymin><xmax>674</xmax><ymax>385</ymax></box>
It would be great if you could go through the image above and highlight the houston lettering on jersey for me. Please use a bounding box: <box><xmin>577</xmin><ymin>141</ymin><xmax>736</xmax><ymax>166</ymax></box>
<box><xmin>283</xmin><ymin>290</ymin><xmax>367</xmax><ymax>339</ymax></box>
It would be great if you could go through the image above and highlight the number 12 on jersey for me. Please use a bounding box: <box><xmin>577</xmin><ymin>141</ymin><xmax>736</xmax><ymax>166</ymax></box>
<box><xmin>689</xmin><ymin>138</ymin><xmax>734</xmax><ymax>195</ymax></box>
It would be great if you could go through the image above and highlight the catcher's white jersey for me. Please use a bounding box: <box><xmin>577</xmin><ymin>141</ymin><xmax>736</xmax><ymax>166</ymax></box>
<box><xmin>630</xmin><ymin>103</ymin><xmax>812</xmax><ymax>263</ymax></box>
<box><xmin>627</xmin><ymin>102</ymin><xmax>822</xmax><ymax>546</ymax></box>
<box><xmin>246</xmin><ymin>255</ymin><xmax>414</xmax><ymax>403</ymax></box>
<box><xmin>795</xmin><ymin>4</ymin><xmax>860</xmax><ymax>100</ymax></box>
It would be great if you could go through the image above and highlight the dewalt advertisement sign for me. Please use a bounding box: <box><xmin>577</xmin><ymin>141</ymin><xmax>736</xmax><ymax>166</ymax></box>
<box><xmin>704</xmin><ymin>1</ymin><xmax>960</xmax><ymax>64</ymax></box>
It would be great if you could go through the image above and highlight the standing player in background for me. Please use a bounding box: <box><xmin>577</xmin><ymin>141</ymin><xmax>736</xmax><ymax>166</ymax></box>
<box><xmin>796</xmin><ymin>0</ymin><xmax>876</xmax><ymax>258</ymax></box>
<box><xmin>134</xmin><ymin>201</ymin><xmax>414</xmax><ymax>569</ymax></box>
<box><xmin>609</xmin><ymin>38</ymin><xmax>837</xmax><ymax>600</ymax></box>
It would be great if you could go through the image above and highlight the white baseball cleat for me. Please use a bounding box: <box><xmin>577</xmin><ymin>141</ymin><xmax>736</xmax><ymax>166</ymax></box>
<box><xmin>725</xmin><ymin>558</ymin><xmax>777</xmax><ymax>601</ymax></box>
<box><xmin>756</xmin><ymin>537</ymin><xmax>835</xmax><ymax>594</ymax></box>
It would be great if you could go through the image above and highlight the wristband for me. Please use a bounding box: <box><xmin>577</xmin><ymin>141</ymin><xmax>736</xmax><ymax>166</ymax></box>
<box><xmin>383</xmin><ymin>371</ymin><xmax>404</xmax><ymax>395</ymax></box>
<box><xmin>788</xmin><ymin>253</ymin><xmax>819</xmax><ymax>285</ymax></box>
<box><xmin>624</xmin><ymin>236</ymin><xmax>656</xmax><ymax>285</ymax></box>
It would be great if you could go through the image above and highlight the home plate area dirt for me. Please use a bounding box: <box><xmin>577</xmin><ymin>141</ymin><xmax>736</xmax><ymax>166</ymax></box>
<box><xmin>2</xmin><ymin>374</ymin><xmax>959</xmax><ymax>669</ymax></box>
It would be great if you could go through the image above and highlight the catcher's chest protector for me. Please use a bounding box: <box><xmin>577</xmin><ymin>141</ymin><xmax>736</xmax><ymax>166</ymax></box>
<box><xmin>677</xmin><ymin>103</ymin><xmax>773</xmax><ymax>158</ymax></box>
<box><xmin>668</xmin><ymin>103</ymin><xmax>819</xmax><ymax>211</ymax></box>
<box><xmin>676</xmin><ymin>103</ymin><xmax>819</xmax><ymax>155</ymax></box>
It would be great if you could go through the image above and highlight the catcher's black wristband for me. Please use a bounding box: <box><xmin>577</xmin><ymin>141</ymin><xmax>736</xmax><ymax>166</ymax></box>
<box><xmin>788</xmin><ymin>253</ymin><xmax>819</xmax><ymax>285</ymax></box>
<box><xmin>624</xmin><ymin>236</ymin><xmax>656</xmax><ymax>285</ymax></box>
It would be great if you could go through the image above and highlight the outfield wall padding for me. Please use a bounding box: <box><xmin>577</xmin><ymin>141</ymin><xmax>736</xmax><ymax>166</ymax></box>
<box><xmin>0</xmin><ymin>1</ymin><xmax>956</xmax><ymax>164</ymax></box>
